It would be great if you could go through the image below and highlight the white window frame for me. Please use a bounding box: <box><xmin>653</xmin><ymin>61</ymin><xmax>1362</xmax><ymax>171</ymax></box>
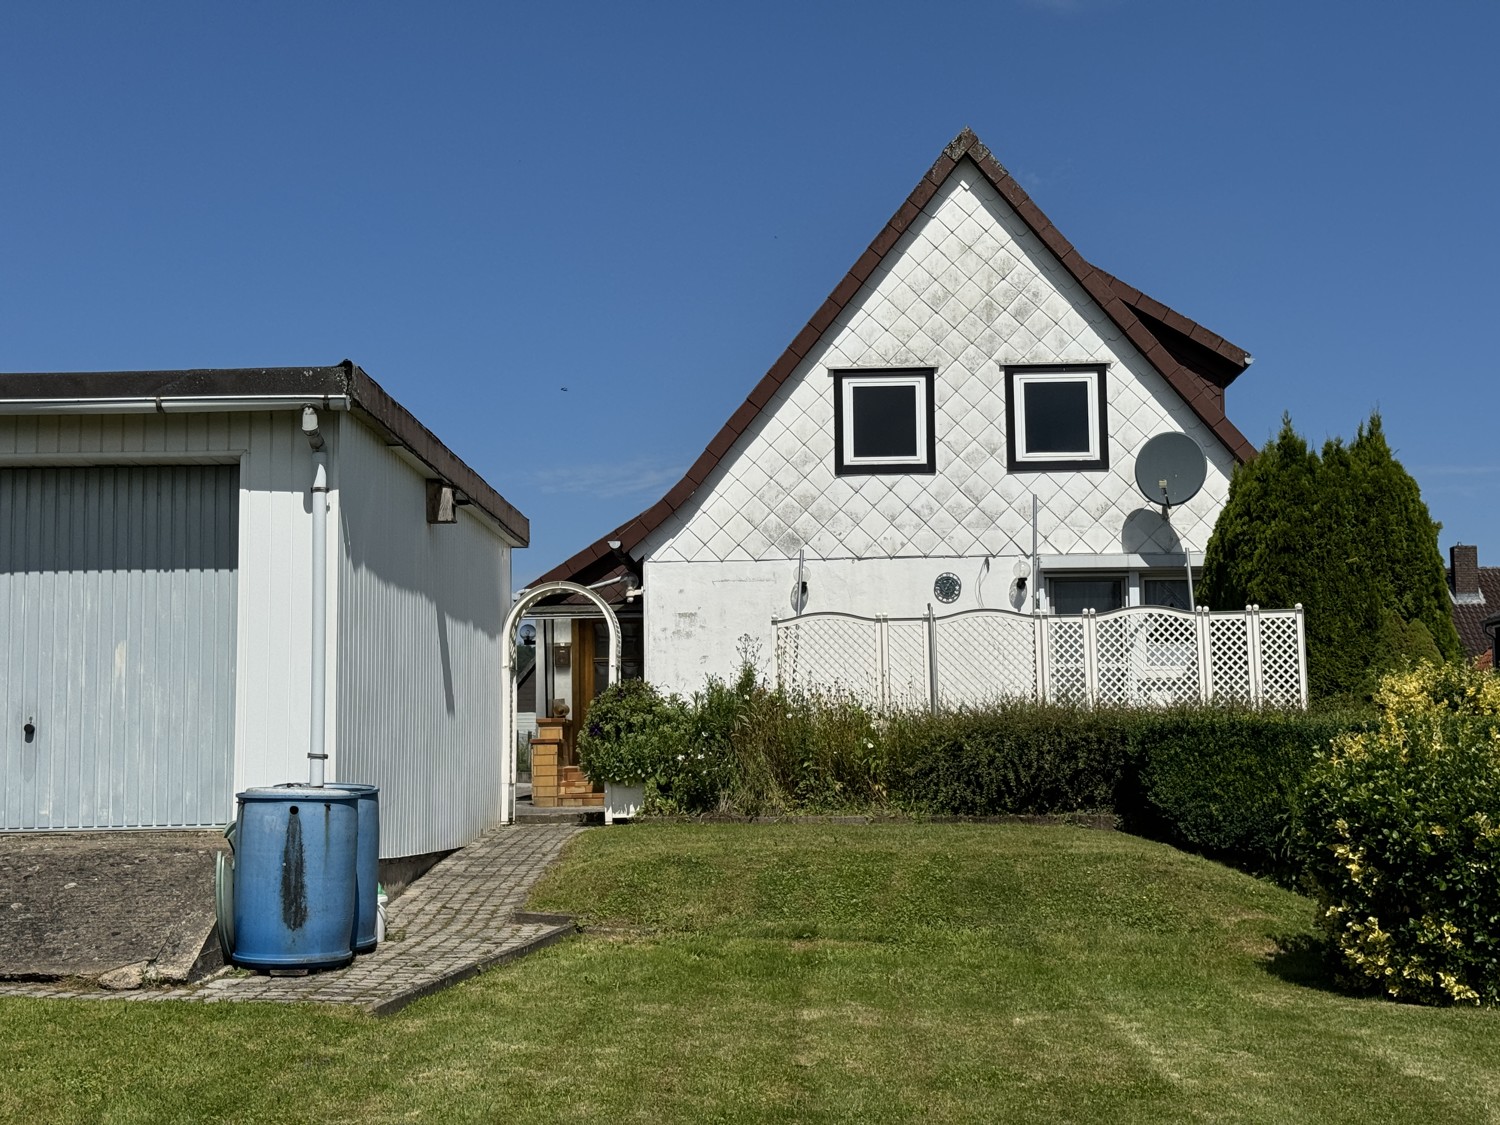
<box><xmin>832</xmin><ymin>368</ymin><xmax>936</xmax><ymax>476</ymax></box>
<box><xmin>1005</xmin><ymin>364</ymin><xmax>1107</xmax><ymax>470</ymax></box>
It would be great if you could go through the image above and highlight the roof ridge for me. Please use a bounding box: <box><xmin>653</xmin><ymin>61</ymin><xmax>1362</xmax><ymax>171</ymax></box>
<box><xmin>532</xmin><ymin>129</ymin><xmax>1255</xmax><ymax>589</ymax></box>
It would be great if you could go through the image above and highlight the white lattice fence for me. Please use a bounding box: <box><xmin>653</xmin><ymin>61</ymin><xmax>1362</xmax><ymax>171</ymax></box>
<box><xmin>886</xmin><ymin>620</ymin><xmax>930</xmax><ymax>710</ymax></box>
<box><xmin>774</xmin><ymin>614</ymin><xmax>880</xmax><ymax>703</ymax></box>
<box><xmin>1093</xmin><ymin>608</ymin><xmax>1201</xmax><ymax>707</ymax></box>
<box><xmin>1256</xmin><ymin>608</ymin><xmax>1306</xmax><ymax>708</ymax></box>
<box><xmin>1043</xmin><ymin>617</ymin><xmax>1088</xmax><ymax>704</ymax></box>
<box><xmin>933</xmin><ymin>612</ymin><xmax>1036</xmax><ymax>707</ymax></box>
<box><xmin>1208</xmin><ymin>614</ymin><xmax>1252</xmax><ymax>705</ymax></box>
<box><xmin>772</xmin><ymin>605</ymin><xmax>1307</xmax><ymax>711</ymax></box>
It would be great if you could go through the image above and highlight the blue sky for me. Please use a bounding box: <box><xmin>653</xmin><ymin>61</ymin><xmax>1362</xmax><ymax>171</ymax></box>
<box><xmin>3</xmin><ymin>1</ymin><xmax>1496</xmax><ymax>577</ymax></box>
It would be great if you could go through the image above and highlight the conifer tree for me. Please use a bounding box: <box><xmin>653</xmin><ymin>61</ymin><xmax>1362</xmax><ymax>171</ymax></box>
<box><xmin>1201</xmin><ymin>413</ymin><xmax>1459</xmax><ymax>701</ymax></box>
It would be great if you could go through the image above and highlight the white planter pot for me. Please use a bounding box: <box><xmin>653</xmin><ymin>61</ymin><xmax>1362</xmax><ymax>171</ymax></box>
<box><xmin>603</xmin><ymin>781</ymin><xmax>644</xmax><ymax>825</ymax></box>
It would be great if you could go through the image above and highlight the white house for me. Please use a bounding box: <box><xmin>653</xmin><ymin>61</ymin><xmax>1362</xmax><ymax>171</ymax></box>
<box><xmin>530</xmin><ymin>128</ymin><xmax>1261</xmax><ymax>705</ymax></box>
<box><xmin>0</xmin><ymin>362</ymin><xmax>526</xmax><ymax>867</ymax></box>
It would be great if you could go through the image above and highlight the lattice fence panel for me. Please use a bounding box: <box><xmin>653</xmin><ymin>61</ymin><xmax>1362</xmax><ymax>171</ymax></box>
<box><xmin>886</xmin><ymin>620</ymin><xmax>930</xmax><ymax>710</ymax></box>
<box><xmin>1258</xmin><ymin>612</ymin><xmax>1304</xmax><ymax>707</ymax></box>
<box><xmin>1094</xmin><ymin>609</ymin><xmax>1201</xmax><ymax>706</ymax></box>
<box><xmin>1208</xmin><ymin>615</ymin><xmax>1252</xmax><ymax>705</ymax></box>
<box><xmin>1044</xmin><ymin>617</ymin><xmax>1087</xmax><ymax>704</ymax></box>
<box><xmin>933</xmin><ymin>612</ymin><xmax>1037</xmax><ymax>707</ymax></box>
<box><xmin>775</xmin><ymin>617</ymin><xmax>879</xmax><ymax>705</ymax></box>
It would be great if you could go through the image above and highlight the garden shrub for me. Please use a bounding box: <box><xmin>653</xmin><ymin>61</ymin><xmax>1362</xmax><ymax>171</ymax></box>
<box><xmin>885</xmin><ymin>703</ymin><xmax>1135</xmax><ymax>816</ymax></box>
<box><xmin>1297</xmin><ymin>662</ymin><xmax>1500</xmax><ymax>1004</ymax></box>
<box><xmin>1127</xmin><ymin>706</ymin><xmax>1369</xmax><ymax>879</ymax></box>
<box><xmin>577</xmin><ymin>679</ymin><xmax>691</xmax><ymax>786</ymax></box>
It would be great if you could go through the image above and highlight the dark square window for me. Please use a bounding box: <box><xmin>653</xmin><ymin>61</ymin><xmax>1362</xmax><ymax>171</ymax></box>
<box><xmin>851</xmin><ymin>384</ymin><xmax>919</xmax><ymax>459</ymax></box>
<box><xmin>1024</xmin><ymin>380</ymin><xmax>1091</xmax><ymax>454</ymax></box>
<box><xmin>1005</xmin><ymin>365</ymin><xmax>1108</xmax><ymax>471</ymax></box>
<box><xmin>833</xmin><ymin>368</ymin><xmax>936</xmax><ymax>475</ymax></box>
<box><xmin>1049</xmin><ymin>576</ymin><xmax>1124</xmax><ymax>614</ymax></box>
<box><xmin>1143</xmin><ymin>578</ymin><xmax>1191</xmax><ymax>610</ymax></box>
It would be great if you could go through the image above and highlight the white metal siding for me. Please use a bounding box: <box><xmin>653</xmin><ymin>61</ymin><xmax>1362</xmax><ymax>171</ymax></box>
<box><xmin>0</xmin><ymin>465</ymin><xmax>238</xmax><ymax>829</ymax></box>
<box><xmin>334</xmin><ymin>416</ymin><xmax>509</xmax><ymax>859</ymax></box>
<box><xmin>0</xmin><ymin>411</ymin><xmax>341</xmax><ymax>820</ymax></box>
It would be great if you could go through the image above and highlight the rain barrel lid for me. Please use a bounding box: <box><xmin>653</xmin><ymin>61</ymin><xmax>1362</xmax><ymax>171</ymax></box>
<box><xmin>316</xmin><ymin>782</ymin><xmax>379</xmax><ymax>794</ymax></box>
<box><xmin>237</xmin><ymin>785</ymin><xmax>359</xmax><ymax>802</ymax></box>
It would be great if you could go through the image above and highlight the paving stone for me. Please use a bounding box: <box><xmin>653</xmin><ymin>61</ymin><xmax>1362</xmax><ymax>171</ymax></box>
<box><xmin>0</xmin><ymin>824</ymin><xmax>585</xmax><ymax>1013</ymax></box>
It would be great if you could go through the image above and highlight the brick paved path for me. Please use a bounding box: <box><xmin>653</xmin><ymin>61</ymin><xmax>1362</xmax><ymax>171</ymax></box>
<box><xmin>0</xmin><ymin>823</ymin><xmax>584</xmax><ymax>1015</ymax></box>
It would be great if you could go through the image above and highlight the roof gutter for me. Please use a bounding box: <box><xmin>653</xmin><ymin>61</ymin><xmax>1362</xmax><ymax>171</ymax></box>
<box><xmin>0</xmin><ymin>395</ymin><xmax>351</xmax><ymax>415</ymax></box>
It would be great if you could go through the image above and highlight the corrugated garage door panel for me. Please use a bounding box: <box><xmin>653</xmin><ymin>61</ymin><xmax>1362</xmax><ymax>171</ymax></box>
<box><xmin>0</xmin><ymin>465</ymin><xmax>238</xmax><ymax>829</ymax></box>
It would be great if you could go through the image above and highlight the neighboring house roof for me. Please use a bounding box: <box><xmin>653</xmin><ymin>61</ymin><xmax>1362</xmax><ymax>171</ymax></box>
<box><xmin>533</xmin><ymin>127</ymin><xmax>1254</xmax><ymax>592</ymax></box>
<box><xmin>0</xmin><ymin>360</ymin><xmax>528</xmax><ymax>545</ymax></box>
<box><xmin>1448</xmin><ymin>561</ymin><xmax>1500</xmax><ymax>662</ymax></box>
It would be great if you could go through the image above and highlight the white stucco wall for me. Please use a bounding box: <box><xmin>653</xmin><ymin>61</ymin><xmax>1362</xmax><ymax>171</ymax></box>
<box><xmin>636</xmin><ymin>156</ymin><xmax>1241</xmax><ymax>693</ymax></box>
<box><xmin>334</xmin><ymin>414</ymin><xmax>511</xmax><ymax>859</ymax></box>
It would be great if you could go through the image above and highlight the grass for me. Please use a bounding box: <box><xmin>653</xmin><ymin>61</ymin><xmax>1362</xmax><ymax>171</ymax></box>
<box><xmin>3</xmin><ymin>823</ymin><xmax>1500</xmax><ymax>1123</ymax></box>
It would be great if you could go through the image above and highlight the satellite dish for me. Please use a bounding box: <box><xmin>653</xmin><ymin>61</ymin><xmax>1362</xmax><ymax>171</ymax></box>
<box><xmin>1135</xmin><ymin>432</ymin><xmax>1207</xmax><ymax>509</ymax></box>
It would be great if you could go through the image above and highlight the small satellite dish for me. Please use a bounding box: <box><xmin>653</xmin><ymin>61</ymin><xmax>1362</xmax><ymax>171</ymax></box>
<box><xmin>1135</xmin><ymin>432</ymin><xmax>1207</xmax><ymax>509</ymax></box>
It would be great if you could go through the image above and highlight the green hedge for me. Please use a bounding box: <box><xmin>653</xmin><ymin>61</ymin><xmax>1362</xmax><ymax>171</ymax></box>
<box><xmin>1126</xmin><ymin>707</ymin><xmax>1371</xmax><ymax>878</ymax></box>
<box><xmin>582</xmin><ymin>668</ymin><xmax>1381</xmax><ymax>883</ymax></box>
<box><xmin>885</xmin><ymin>704</ymin><xmax>1135</xmax><ymax>816</ymax></box>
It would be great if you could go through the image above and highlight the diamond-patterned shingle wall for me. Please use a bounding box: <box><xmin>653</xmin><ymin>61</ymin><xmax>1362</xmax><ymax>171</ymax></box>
<box><xmin>641</xmin><ymin>158</ymin><xmax>1237</xmax><ymax>568</ymax></box>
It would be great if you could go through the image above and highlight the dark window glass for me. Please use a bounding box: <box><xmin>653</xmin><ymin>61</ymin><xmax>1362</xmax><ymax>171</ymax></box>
<box><xmin>1050</xmin><ymin>577</ymin><xmax>1123</xmax><ymax>614</ymax></box>
<box><xmin>592</xmin><ymin>618</ymin><xmax>645</xmax><ymax>695</ymax></box>
<box><xmin>851</xmin><ymin>384</ymin><xmax>918</xmax><ymax>459</ymax></box>
<box><xmin>1024</xmin><ymin>381</ymin><xmax>1091</xmax><ymax>454</ymax></box>
<box><xmin>1143</xmin><ymin>579</ymin><xmax>1190</xmax><ymax>610</ymax></box>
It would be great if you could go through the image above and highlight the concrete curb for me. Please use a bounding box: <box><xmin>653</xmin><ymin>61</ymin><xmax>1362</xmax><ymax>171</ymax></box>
<box><xmin>364</xmin><ymin>921</ymin><xmax>576</xmax><ymax>1017</ymax></box>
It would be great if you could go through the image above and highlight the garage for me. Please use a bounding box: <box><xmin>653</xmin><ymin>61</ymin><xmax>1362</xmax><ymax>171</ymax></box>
<box><xmin>1</xmin><ymin>362</ymin><xmax>530</xmax><ymax>866</ymax></box>
<box><xmin>0</xmin><ymin>464</ymin><xmax>238</xmax><ymax>830</ymax></box>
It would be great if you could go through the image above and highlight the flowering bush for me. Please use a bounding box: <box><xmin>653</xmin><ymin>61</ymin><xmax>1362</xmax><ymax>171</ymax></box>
<box><xmin>1297</xmin><ymin>662</ymin><xmax>1500</xmax><ymax>1004</ymax></box>
<box><xmin>576</xmin><ymin>679</ymin><xmax>690</xmax><ymax>786</ymax></box>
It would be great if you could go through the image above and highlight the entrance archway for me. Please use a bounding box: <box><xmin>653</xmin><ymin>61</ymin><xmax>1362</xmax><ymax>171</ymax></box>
<box><xmin>500</xmin><ymin>581</ymin><xmax>621</xmax><ymax>823</ymax></box>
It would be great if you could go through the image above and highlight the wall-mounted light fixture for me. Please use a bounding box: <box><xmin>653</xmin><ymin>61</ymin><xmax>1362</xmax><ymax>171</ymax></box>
<box><xmin>426</xmin><ymin>480</ymin><xmax>459</xmax><ymax>524</ymax></box>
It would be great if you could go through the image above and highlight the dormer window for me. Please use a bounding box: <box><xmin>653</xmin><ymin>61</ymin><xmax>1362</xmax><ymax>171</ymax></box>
<box><xmin>833</xmin><ymin>368</ymin><xmax>936</xmax><ymax>476</ymax></box>
<box><xmin>1006</xmin><ymin>364</ymin><xmax>1108</xmax><ymax>471</ymax></box>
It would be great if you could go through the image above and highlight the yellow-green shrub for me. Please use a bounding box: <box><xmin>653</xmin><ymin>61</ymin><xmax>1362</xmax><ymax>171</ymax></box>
<box><xmin>1297</xmin><ymin>663</ymin><xmax>1500</xmax><ymax>1004</ymax></box>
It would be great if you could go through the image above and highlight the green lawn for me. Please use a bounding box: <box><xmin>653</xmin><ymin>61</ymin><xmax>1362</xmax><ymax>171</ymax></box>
<box><xmin>3</xmin><ymin>823</ymin><xmax>1500</xmax><ymax>1123</ymax></box>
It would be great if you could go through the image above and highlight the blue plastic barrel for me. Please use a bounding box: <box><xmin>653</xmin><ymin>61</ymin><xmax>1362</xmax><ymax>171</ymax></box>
<box><xmin>323</xmin><ymin>783</ymin><xmax>380</xmax><ymax>952</ymax></box>
<box><xmin>231</xmin><ymin>787</ymin><xmax>359</xmax><ymax>971</ymax></box>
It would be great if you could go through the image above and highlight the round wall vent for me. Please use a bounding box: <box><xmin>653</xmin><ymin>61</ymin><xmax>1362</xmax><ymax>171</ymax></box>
<box><xmin>934</xmin><ymin>572</ymin><xmax>961</xmax><ymax>603</ymax></box>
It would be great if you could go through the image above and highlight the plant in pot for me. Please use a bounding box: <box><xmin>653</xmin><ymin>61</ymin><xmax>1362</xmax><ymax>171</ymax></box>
<box><xmin>577</xmin><ymin>680</ymin><xmax>689</xmax><ymax>823</ymax></box>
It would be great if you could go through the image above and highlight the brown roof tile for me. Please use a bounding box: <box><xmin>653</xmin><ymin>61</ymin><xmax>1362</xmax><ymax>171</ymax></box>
<box><xmin>1451</xmin><ymin>564</ymin><xmax>1500</xmax><ymax>661</ymax></box>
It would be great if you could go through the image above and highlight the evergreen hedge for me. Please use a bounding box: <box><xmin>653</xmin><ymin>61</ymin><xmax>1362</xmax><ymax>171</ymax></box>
<box><xmin>1201</xmin><ymin>414</ymin><xmax>1460</xmax><ymax>702</ymax></box>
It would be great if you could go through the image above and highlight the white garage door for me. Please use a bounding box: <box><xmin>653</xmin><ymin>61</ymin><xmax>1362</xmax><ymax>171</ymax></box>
<box><xmin>0</xmin><ymin>465</ymin><xmax>239</xmax><ymax>829</ymax></box>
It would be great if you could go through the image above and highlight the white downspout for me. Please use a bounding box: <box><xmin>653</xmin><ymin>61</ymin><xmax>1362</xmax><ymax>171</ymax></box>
<box><xmin>500</xmin><ymin>621</ymin><xmax>514</xmax><ymax>824</ymax></box>
<box><xmin>303</xmin><ymin>406</ymin><xmax>329</xmax><ymax>788</ymax></box>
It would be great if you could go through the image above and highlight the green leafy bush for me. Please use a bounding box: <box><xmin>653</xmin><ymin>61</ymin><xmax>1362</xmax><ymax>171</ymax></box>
<box><xmin>886</xmin><ymin>703</ymin><xmax>1134</xmax><ymax>815</ymax></box>
<box><xmin>1127</xmin><ymin>707</ymin><xmax>1370</xmax><ymax>879</ymax></box>
<box><xmin>577</xmin><ymin>679</ymin><xmax>690</xmax><ymax>785</ymax></box>
<box><xmin>1297</xmin><ymin>663</ymin><xmax>1500</xmax><ymax>1004</ymax></box>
